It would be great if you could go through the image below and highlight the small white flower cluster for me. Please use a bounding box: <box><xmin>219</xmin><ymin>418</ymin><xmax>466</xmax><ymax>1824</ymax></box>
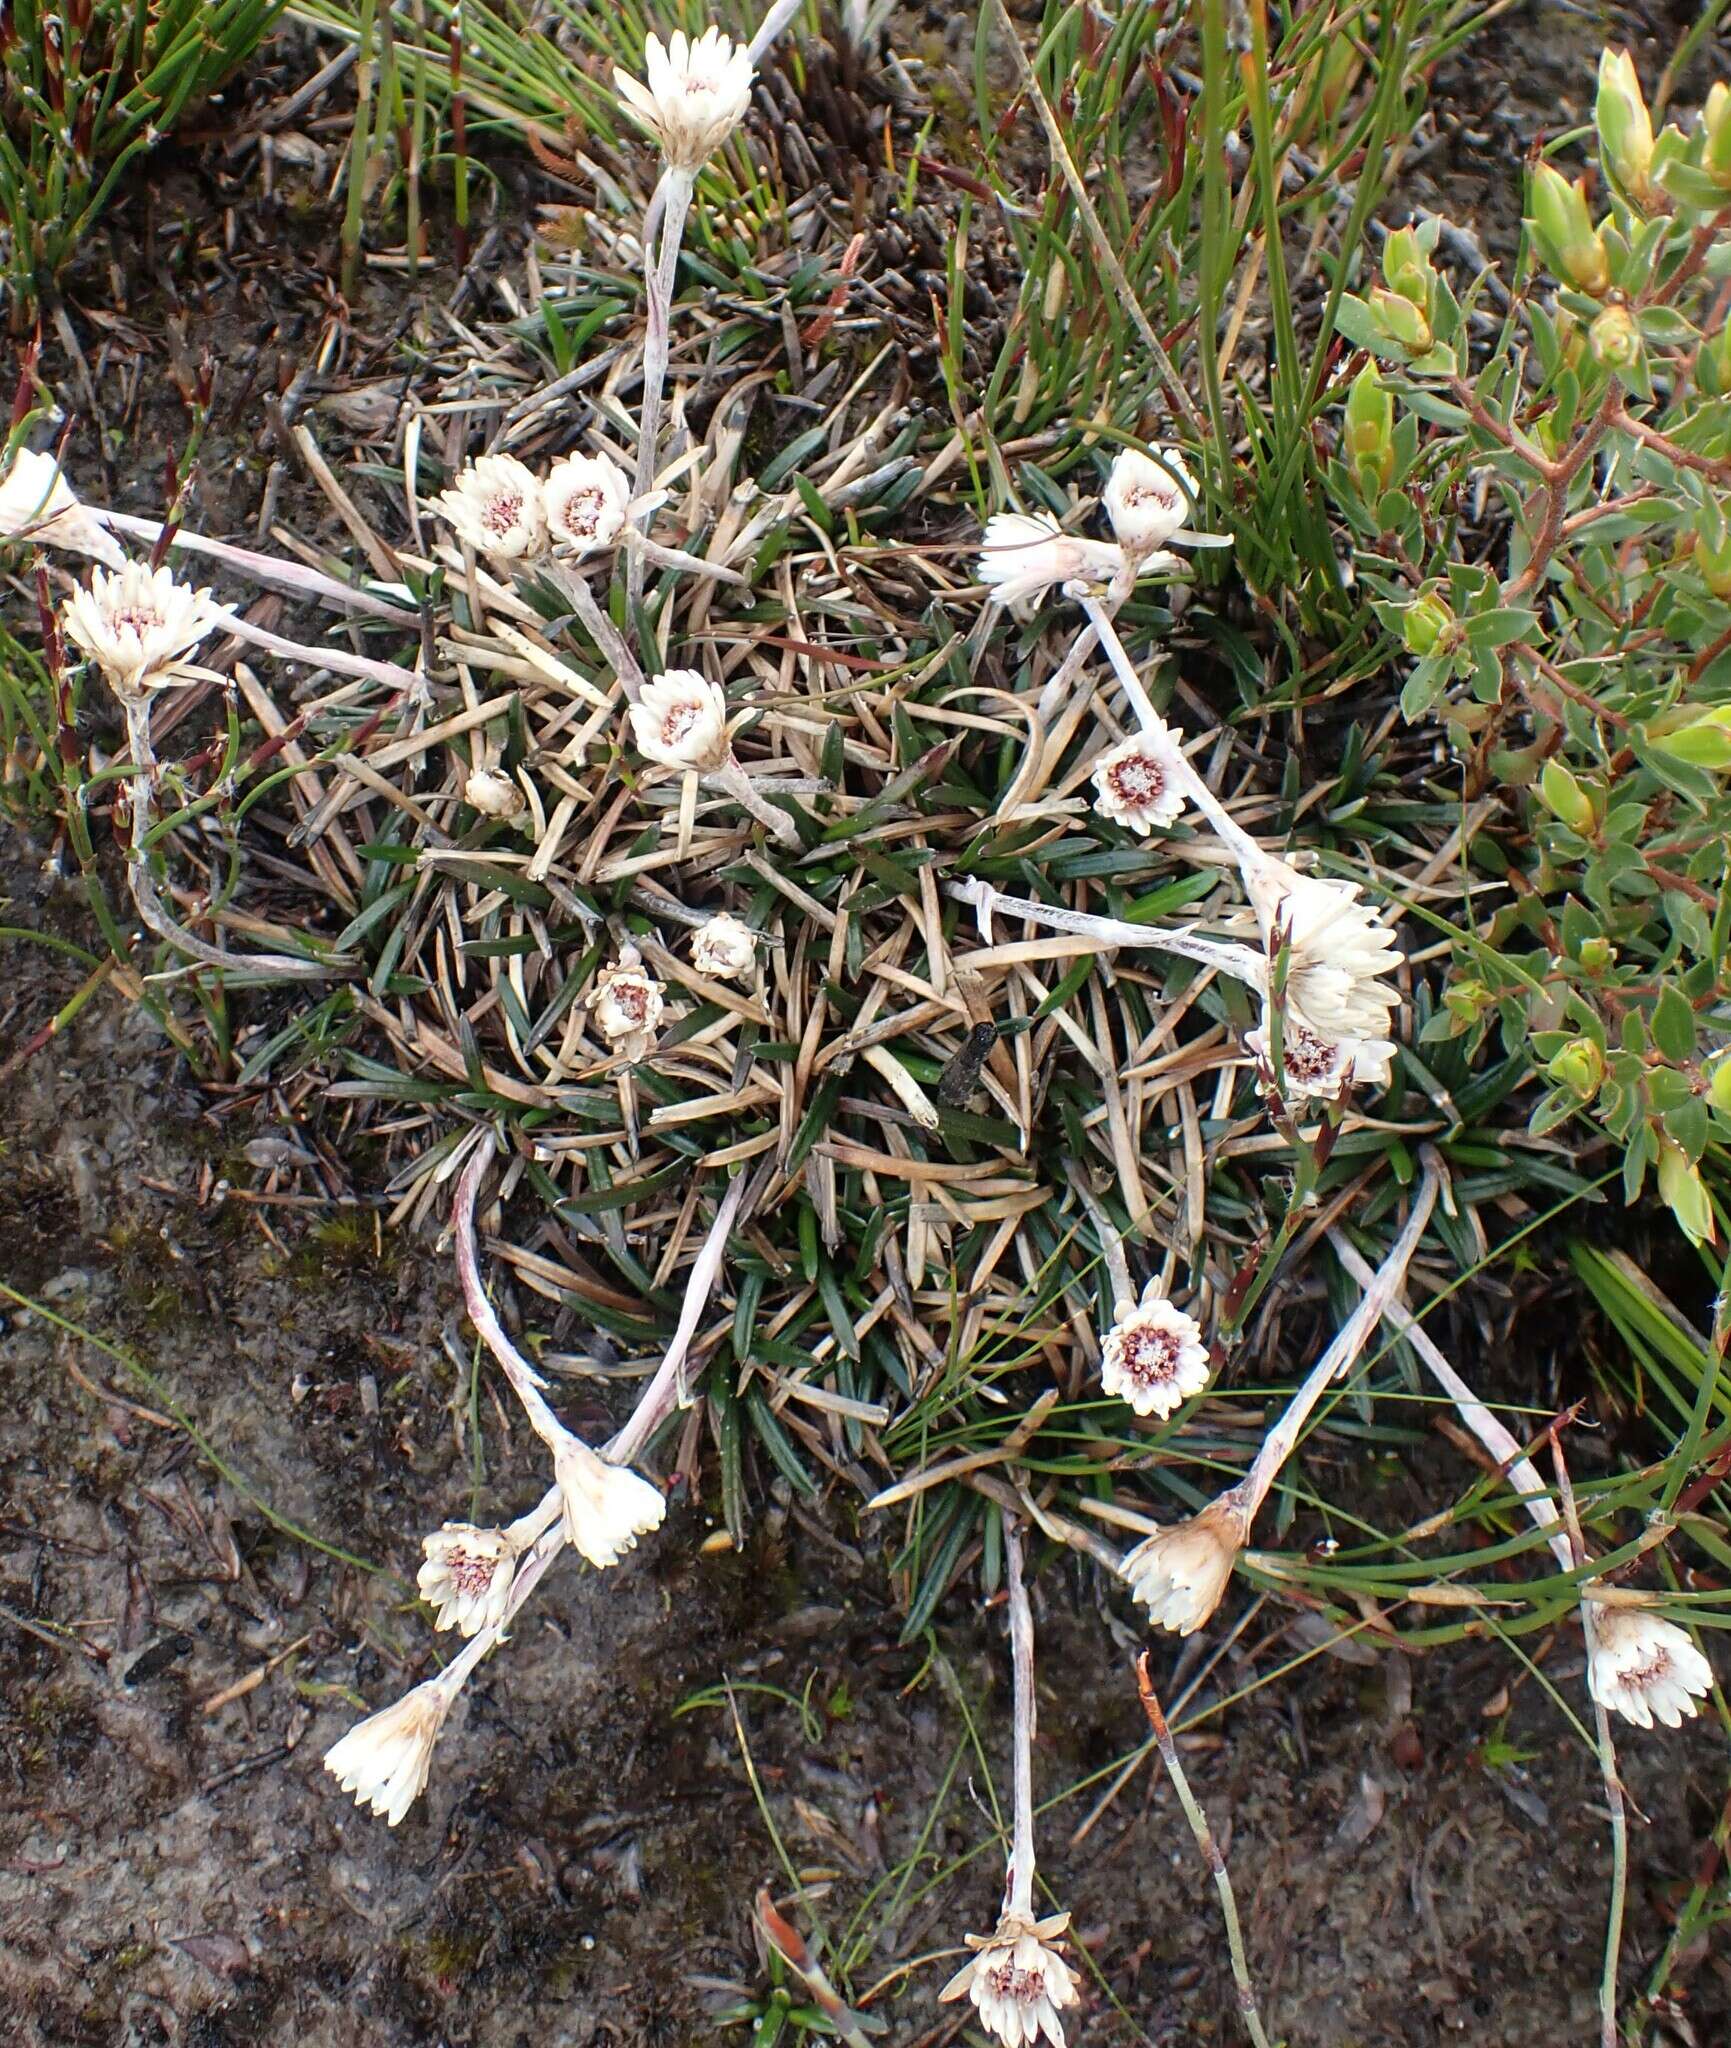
<box><xmin>435</xmin><ymin>448</ymin><xmax>634</xmax><ymax>564</ymax></box>
<box><xmin>614</xmin><ymin>26</ymin><xmax>755</xmax><ymax>174</ymax></box>
<box><xmin>941</xmin><ymin>1913</ymin><xmax>1080</xmax><ymax>2048</ymax></box>
<box><xmin>981</xmin><ymin>445</ymin><xmax>1402</xmax><ymax>1110</ymax></box>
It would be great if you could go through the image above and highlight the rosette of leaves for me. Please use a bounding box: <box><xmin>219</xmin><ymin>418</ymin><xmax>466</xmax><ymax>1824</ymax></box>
<box><xmin>0</xmin><ymin>0</ymin><xmax>288</xmax><ymax>315</ymax></box>
<box><xmin>1323</xmin><ymin>48</ymin><xmax>1731</xmax><ymax>1251</ymax></box>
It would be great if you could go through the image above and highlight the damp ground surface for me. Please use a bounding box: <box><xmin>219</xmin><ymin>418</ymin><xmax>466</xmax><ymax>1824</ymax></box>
<box><xmin>6</xmin><ymin>4</ymin><xmax>1731</xmax><ymax>2044</ymax></box>
<box><xmin>2</xmin><ymin>958</ymin><xmax>1727</xmax><ymax>2048</ymax></box>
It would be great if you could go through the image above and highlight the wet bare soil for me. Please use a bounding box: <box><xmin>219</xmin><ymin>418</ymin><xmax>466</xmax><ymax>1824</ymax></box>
<box><xmin>6</xmin><ymin>6</ymin><xmax>1731</xmax><ymax>2044</ymax></box>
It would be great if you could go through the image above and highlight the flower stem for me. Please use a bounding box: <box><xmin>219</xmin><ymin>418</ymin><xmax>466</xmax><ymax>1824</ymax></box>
<box><xmin>944</xmin><ymin>878</ymin><xmax>1268</xmax><ymax>989</ymax></box>
<box><xmin>552</xmin><ymin>563</ymin><xmax>645</xmax><ymax>702</ymax></box>
<box><xmin>629</xmin><ymin>165</ymin><xmax>695</xmax><ymax>608</ymax></box>
<box><xmin>709</xmin><ymin>752</ymin><xmax>801</xmax><ymax>847</ymax></box>
<box><xmin>1135</xmin><ymin>1656</ymin><xmax>1274</xmax><ymax>2048</ymax></box>
<box><xmin>1232</xmin><ymin>1149</ymin><xmax>1440</xmax><ymax>1526</ymax></box>
<box><xmin>1070</xmin><ymin>590</ymin><xmax>1268</xmax><ymax>877</ymax></box>
<box><xmin>122</xmin><ymin>700</ymin><xmax>348</xmax><ymax>984</ymax></box>
<box><xmin>452</xmin><ymin>1135</ymin><xmax>572</xmax><ymax>1455</ymax></box>
<box><xmin>1004</xmin><ymin>1517</ymin><xmax>1038</xmax><ymax>1921</ymax></box>
<box><xmin>748</xmin><ymin>0</ymin><xmax>807</xmax><ymax>62</ymax></box>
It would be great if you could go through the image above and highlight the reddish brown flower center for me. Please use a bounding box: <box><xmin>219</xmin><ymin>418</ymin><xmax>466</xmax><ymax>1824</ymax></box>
<box><xmin>113</xmin><ymin>604</ymin><xmax>163</xmax><ymax>636</ymax></box>
<box><xmin>483</xmin><ymin>492</ymin><xmax>525</xmax><ymax>537</ymax></box>
<box><xmin>557</xmin><ymin>486</ymin><xmax>605</xmax><ymax>533</ymax></box>
<box><xmin>1107</xmin><ymin>752</ymin><xmax>1166</xmax><ymax>808</ymax></box>
<box><xmin>1280</xmin><ymin>1025</ymin><xmax>1341</xmax><ymax>1088</ymax></box>
<box><xmin>612</xmin><ymin>982</ymin><xmax>648</xmax><ymax>1023</ymax></box>
<box><xmin>662</xmin><ymin>702</ymin><xmax>703</xmax><ymax>746</ymax></box>
<box><xmin>1119</xmin><ymin>1324</ymin><xmax>1181</xmax><ymax>1391</ymax></box>
<box><xmin>986</xmin><ymin>1962</ymin><xmax>1047</xmax><ymax>2004</ymax></box>
<box><xmin>447</xmin><ymin>1548</ymin><xmax>498</xmax><ymax>1597</ymax></box>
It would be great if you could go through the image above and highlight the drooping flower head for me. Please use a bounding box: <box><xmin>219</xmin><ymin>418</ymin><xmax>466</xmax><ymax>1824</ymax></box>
<box><xmin>1247</xmin><ymin>861</ymin><xmax>1403</xmax><ymax>1044</ymax></box>
<box><xmin>1104</xmin><ymin>446</ymin><xmax>1196</xmax><ymax>557</ymax></box>
<box><xmin>544</xmin><ymin>451</ymin><xmax>632</xmax><ymax>557</ymax></box>
<box><xmin>322</xmin><ymin>1672</ymin><xmax>458</xmax><ymax>1826</ymax></box>
<box><xmin>60</xmin><ymin>561</ymin><xmax>231</xmax><ymax>697</ymax></box>
<box><xmin>1099</xmin><ymin>1283</ymin><xmax>1210</xmax><ymax>1420</ymax></box>
<box><xmin>614</xmin><ymin>27</ymin><xmax>755</xmax><ymax>173</ymax></box>
<box><xmin>690</xmin><ymin>909</ymin><xmax>757</xmax><ymax>980</ymax></box>
<box><xmin>1245</xmin><ymin>1008</ymin><xmax>1395</xmax><ymax>1104</ymax></box>
<box><xmin>1090</xmin><ymin>720</ymin><xmax>1189</xmax><ymax>836</ymax></box>
<box><xmin>976</xmin><ymin>510</ymin><xmax>1127</xmax><ymax>620</ymax></box>
<box><xmin>1121</xmin><ymin>1495</ymin><xmax>1250</xmax><ymax>1637</ymax></box>
<box><xmin>588</xmin><ymin>944</ymin><xmax>666</xmax><ymax>1060</ymax></box>
<box><xmin>629</xmin><ymin>668</ymin><xmax>731</xmax><ymax>771</ymax></box>
<box><xmin>940</xmin><ymin>1911</ymin><xmax>1080</xmax><ymax>2048</ymax></box>
<box><xmin>417</xmin><ymin>1523</ymin><xmax>515</xmax><ymax>1637</ymax></box>
<box><xmin>434</xmin><ymin>453</ymin><xmax>546</xmax><ymax>561</ymax></box>
<box><xmin>553</xmin><ymin>1434</ymin><xmax>667</xmax><ymax>1569</ymax></box>
<box><xmin>0</xmin><ymin>447</ymin><xmax>124</xmax><ymax>566</ymax></box>
<box><xmin>464</xmin><ymin>765</ymin><xmax>526</xmax><ymax>820</ymax></box>
<box><xmin>1587</xmin><ymin>1605</ymin><xmax>1714</xmax><ymax>1729</ymax></box>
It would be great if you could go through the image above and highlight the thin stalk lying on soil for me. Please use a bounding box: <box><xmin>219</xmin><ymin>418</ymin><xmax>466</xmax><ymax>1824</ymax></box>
<box><xmin>1135</xmin><ymin>1654</ymin><xmax>1273</xmax><ymax>2048</ymax></box>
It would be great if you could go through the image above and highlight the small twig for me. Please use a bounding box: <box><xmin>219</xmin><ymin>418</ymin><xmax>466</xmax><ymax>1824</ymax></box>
<box><xmin>1136</xmin><ymin>1655</ymin><xmax>1273</xmax><ymax>2048</ymax></box>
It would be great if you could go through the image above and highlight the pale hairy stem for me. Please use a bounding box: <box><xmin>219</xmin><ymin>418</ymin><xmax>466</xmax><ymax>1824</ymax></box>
<box><xmin>216</xmin><ymin>607</ymin><xmax>424</xmax><ymax>693</ymax></box>
<box><xmin>1033</xmin><ymin>619</ymin><xmax>1100</xmax><ymax>726</ymax></box>
<box><xmin>709</xmin><ymin>752</ymin><xmax>801</xmax><ymax>847</ymax></box>
<box><xmin>1066</xmin><ymin>1171</ymin><xmax>1135</xmax><ymax>1309</ymax></box>
<box><xmin>628</xmin><ymin>166</ymin><xmax>695</xmax><ymax>608</ymax></box>
<box><xmin>452</xmin><ymin>1138</ymin><xmax>571</xmax><ymax>1455</ymax></box>
<box><xmin>943</xmin><ymin>878</ymin><xmax>1268</xmax><ymax>991</ymax></box>
<box><xmin>122</xmin><ymin>699</ymin><xmax>351</xmax><ymax>984</ymax></box>
<box><xmin>1230</xmin><ymin>1152</ymin><xmax>1440</xmax><ymax>1526</ymax></box>
<box><xmin>1327</xmin><ymin>1219</ymin><xmax>1572</xmax><ymax>1573</ymax></box>
<box><xmin>98</xmin><ymin>509</ymin><xmax>410</xmax><ymax>620</ymax></box>
<box><xmin>1069</xmin><ymin>589</ymin><xmax>1270</xmax><ymax>878</ymax></box>
<box><xmin>1004</xmin><ymin>1518</ymin><xmax>1039</xmax><ymax>1921</ymax></box>
<box><xmin>550</xmin><ymin>563</ymin><xmax>645</xmax><ymax>702</ymax></box>
<box><xmin>747</xmin><ymin>0</ymin><xmax>806</xmax><ymax>61</ymax></box>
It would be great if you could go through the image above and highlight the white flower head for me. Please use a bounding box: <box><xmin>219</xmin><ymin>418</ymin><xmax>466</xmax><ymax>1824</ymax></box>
<box><xmin>1090</xmin><ymin>719</ymin><xmax>1189</xmax><ymax>835</ymax></box>
<box><xmin>553</xmin><ymin>1434</ymin><xmax>667</xmax><ymax>1568</ymax></box>
<box><xmin>417</xmin><ymin>1522</ymin><xmax>515</xmax><ymax>1637</ymax></box>
<box><xmin>978</xmin><ymin>511</ymin><xmax>1127</xmax><ymax>620</ymax></box>
<box><xmin>60</xmin><ymin>560</ymin><xmax>231</xmax><ymax>697</ymax></box>
<box><xmin>691</xmin><ymin>909</ymin><xmax>756</xmax><ymax>980</ymax></box>
<box><xmin>323</xmin><ymin>1672</ymin><xmax>457</xmax><ymax>1826</ymax></box>
<box><xmin>588</xmin><ymin>944</ymin><xmax>666</xmax><ymax>1060</ymax></box>
<box><xmin>464</xmin><ymin>765</ymin><xmax>525</xmax><ymax>820</ymax></box>
<box><xmin>1587</xmin><ymin>1606</ymin><xmax>1714</xmax><ymax>1730</ymax></box>
<box><xmin>1104</xmin><ymin>446</ymin><xmax>1196</xmax><ymax>555</ymax></box>
<box><xmin>1247</xmin><ymin>861</ymin><xmax>1403</xmax><ymax>1043</ymax></box>
<box><xmin>0</xmin><ymin>447</ymin><xmax>124</xmax><ymax>566</ymax></box>
<box><xmin>940</xmin><ymin>1912</ymin><xmax>1079</xmax><ymax>2048</ymax></box>
<box><xmin>1121</xmin><ymin>1496</ymin><xmax>1250</xmax><ymax>1637</ymax></box>
<box><xmin>434</xmin><ymin>453</ymin><xmax>546</xmax><ymax>561</ymax></box>
<box><xmin>544</xmin><ymin>451</ymin><xmax>632</xmax><ymax>557</ymax></box>
<box><xmin>629</xmin><ymin>668</ymin><xmax>731</xmax><ymax>771</ymax></box>
<box><xmin>614</xmin><ymin>27</ymin><xmax>755</xmax><ymax>173</ymax></box>
<box><xmin>1099</xmin><ymin>1282</ymin><xmax>1210</xmax><ymax>1420</ymax></box>
<box><xmin>1246</xmin><ymin>1008</ymin><xmax>1395</xmax><ymax>1103</ymax></box>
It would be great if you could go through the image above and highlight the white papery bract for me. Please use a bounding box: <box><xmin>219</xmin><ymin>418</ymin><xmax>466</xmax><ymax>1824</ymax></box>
<box><xmin>464</xmin><ymin>766</ymin><xmax>526</xmax><ymax>820</ymax></box>
<box><xmin>1587</xmin><ymin>1607</ymin><xmax>1714</xmax><ymax>1729</ymax></box>
<box><xmin>0</xmin><ymin>447</ymin><xmax>124</xmax><ymax>566</ymax></box>
<box><xmin>1121</xmin><ymin>1497</ymin><xmax>1248</xmax><ymax>1637</ymax></box>
<box><xmin>1103</xmin><ymin>446</ymin><xmax>1197</xmax><ymax>556</ymax></box>
<box><xmin>940</xmin><ymin>1914</ymin><xmax>1080</xmax><ymax>2048</ymax></box>
<box><xmin>417</xmin><ymin>1523</ymin><xmax>515</xmax><ymax>1636</ymax></box>
<box><xmin>544</xmin><ymin>451</ymin><xmax>632</xmax><ymax>557</ymax></box>
<box><xmin>691</xmin><ymin>910</ymin><xmax>757</xmax><ymax>980</ymax></box>
<box><xmin>614</xmin><ymin>27</ymin><xmax>754</xmax><ymax>173</ymax></box>
<box><xmin>977</xmin><ymin>511</ymin><xmax>1128</xmax><ymax>619</ymax></box>
<box><xmin>629</xmin><ymin>668</ymin><xmax>731</xmax><ymax>770</ymax></box>
<box><xmin>588</xmin><ymin>946</ymin><xmax>666</xmax><ymax>1060</ymax></box>
<box><xmin>1099</xmin><ymin>1283</ymin><xmax>1209</xmax><ymax>1420</ymax></box>
<box><xmin>434</xmin><ymin>453</ymin><xmax>546</xmax><ymax>560</ymax></box>
<box><xmin>1246</xmin><ymin>860</ymin><xmax>1403</xmax><ymax>1043</ymax></box>
<box><xmin>60</xmin><ymin>561</ymin><xmax>231</xmax><ymax>697</ymax></box>
<box><xmin>1090</xmin><ymin>721</ymin><xmax>1189</xmax><ymax>834</ymax></box>
<box><xmin>322</xmin><ymin>1675</ymin><xmax>455</xmax><ymax>1826</ymax></box>
<box><xmin>553</xmin><ymin>1435</ymin><xmax>667</xmax><ymax>1569</ymax></box>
